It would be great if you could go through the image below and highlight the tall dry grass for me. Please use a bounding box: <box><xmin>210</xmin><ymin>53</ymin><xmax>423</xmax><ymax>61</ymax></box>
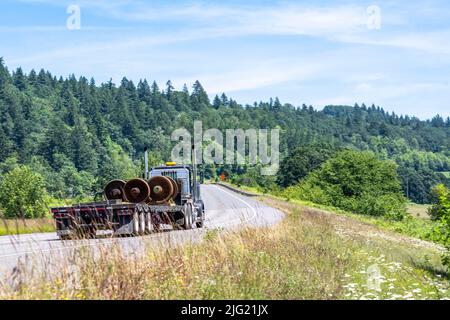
<box><xmin>0</xmin><ymin>207</ymin><xmax>354</xmax><ymax>300</ymax></box>
<box><xmin>2</xmin><ymin>196</ymin><xmax>447</xmax><ymax>300</ymax></box>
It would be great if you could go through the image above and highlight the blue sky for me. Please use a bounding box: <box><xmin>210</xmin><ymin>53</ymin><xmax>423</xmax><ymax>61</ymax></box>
<box><xmin>0</xmin><ymin>0</ymin><xmax>449</xmax><ymax>119</ymax></box>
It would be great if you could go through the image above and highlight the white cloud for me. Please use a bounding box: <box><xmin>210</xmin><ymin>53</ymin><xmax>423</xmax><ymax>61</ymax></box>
<box><xmin>313</xmin><ymin>81</ymin><xmax>450</xmax><ymax>115</ymax></box>
<box><xmin>337</xmin><ymin>31</ymin><xmax>450</xmax><ymax>54</ymax></box>
<box><xmin>176</xmin><ymin>60</ymin><xmax>323</xmax><ymax>94</ymax></box>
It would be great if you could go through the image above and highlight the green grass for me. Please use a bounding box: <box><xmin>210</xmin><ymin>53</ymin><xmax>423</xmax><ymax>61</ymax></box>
<box><xmin>0</xmin><ymin>218</ymin><xmax>55</xmax><ymax>236</ymax></box>
<box><xmin>46</xmin><ymin>196</ymin><xmax>95</xmax><ymax>208</ymax></box>
<box><xmin>215</xmin><ymin>181</ymin><xmax>262</xmax><ymax>195</ymax></box>
<box><xmin>225</xmin><ymin>182</ymin><xmax>443</xmax><ymax>248</ymax></box>
<box><xmin>364</xmin><ymin>214</ymin><xmax>442</xmax><ymax>244</ymax></box>
<box><xmin>217</xmin><ymin>182</ymin><xmax>446</xmax><ymax>249</ymax></box>
<box><xmin>262</xmin><ymin>198</ymin><xmax>450</xmax><ymax>299</ymax></box>
<box><xmin>266</xmin><ymin>194</ymin><xmax>444</xmax><ymax>246</ymax></box>
<box><xmin>221</xmin><ymin>181</ymin><xmax>443</xmax><ymax>245</ymax></box>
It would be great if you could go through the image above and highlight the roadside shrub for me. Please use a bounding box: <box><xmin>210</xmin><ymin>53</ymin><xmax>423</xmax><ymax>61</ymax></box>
<box><xmin>428</xmin><ymin>184</ymin><xmax>450</xmax><ymax>269</ymax></box>
<box><xmin>285</xmin><ymin>182</ymin><xmax>333</xmax><ymax>205</ymax></box>
<box><xmin>231</xmin><ymin>165</ymin><xmax>279</xmax><ymax>193</ymax></box>
<box><xmin>285</xmin><ymin>150</ymin><xmax>407</xmax><ymax>220</ymax></box>
<box><xmin>276</xmin><ymin>144</ymin><xmax>336</xmax><ymax>187</ymax></box>
<box><xmin>356</xmin><ymin>193</ymin><xmax>406</xmax><ymax>221</ymax></box>
<box><xmin>0</xmin><ymin>165</ymin><xmax>49</xmax><ymax>218</ymax></box>
<box><xmin>428</xmin><ymin>184</ymin><xmax>450</xmax><ymax>221</ymax></box>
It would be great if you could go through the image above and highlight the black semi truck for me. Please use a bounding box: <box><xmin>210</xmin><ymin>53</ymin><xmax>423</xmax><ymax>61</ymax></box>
<box><xmin>51</xmin><ymin>150</ymin><xmax>205</xmax><ymax>240</ymax></box>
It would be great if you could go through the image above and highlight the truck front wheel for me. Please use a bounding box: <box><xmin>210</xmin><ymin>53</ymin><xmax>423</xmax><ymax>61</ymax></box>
<box><xmin>196</xmin><ymin>220</ymin><xmax>204</xmax><ymax>228</ymax></box>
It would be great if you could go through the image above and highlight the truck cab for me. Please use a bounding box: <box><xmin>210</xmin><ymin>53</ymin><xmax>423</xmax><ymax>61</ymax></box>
<box><xmin>148</xmin><ymin>163</ymin><xmax>205</xmax><ymax>229</ymax></box>
<box><xmin>150</xmin><ymin>164</ymin><xmax>201</xmax><ymax>203</ymax></box>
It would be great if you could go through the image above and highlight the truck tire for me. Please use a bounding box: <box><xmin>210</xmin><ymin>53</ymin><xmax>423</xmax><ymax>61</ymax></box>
<box><xmin>139</xmin><ymin>211</ymin><xmax>146</xmax><ymax>235</ymax></box>
<box><xmin>195</xmin><ymin>218</ymin><xmax>204</xmax><ymax>228</ymax></box>
<box><xmin>196</xmin><ymin>203</ymin><xmax>205</xmax><ymax>228</ymax></box>
<box><xmin>195</xmin><ymin>221</ymin><xmax>204</xmax><ymax>228</ymax></box>
<box><xmin>132</xmin><ymin>210</ymin><xmax>140</xmax><ymax>236</ymax></box>
<box><xmin>182</xmin><ymin>203</ymin><xmax>193</xmax><ymax>230</ymax></box>
<box><xmin>145</xmin><ymin>210</ymin><xmax>153</xmax><ymax>234</ymax></box>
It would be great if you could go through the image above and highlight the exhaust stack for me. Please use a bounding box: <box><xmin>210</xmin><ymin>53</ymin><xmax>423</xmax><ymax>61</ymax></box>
<box><xmin>192</xmin><ymin>144</ymin><xmax>197</xmax><ymax>200</ymax></box>
<box><xmin>144</xmin><ymin>147</ymin><xmax>149</xmax><ymax>180</ymax></box>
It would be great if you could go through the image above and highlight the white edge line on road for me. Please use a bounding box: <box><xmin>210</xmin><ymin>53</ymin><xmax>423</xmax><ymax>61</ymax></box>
<box><xmin>211</xmin><ymin>185</ymin><xmax>258</xmax><ymax>226</ymax></box>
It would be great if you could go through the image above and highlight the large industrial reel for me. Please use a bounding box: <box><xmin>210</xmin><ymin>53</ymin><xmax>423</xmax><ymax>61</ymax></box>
<box><xmin>104</xmin><ymin>180</ymin><xmax>126</xmax><ymax>201</ymax></box>
<box><xmin>124</xmin><ymin>178</ymin><xmax>151</xmax><ymax>203</ymax></box>
<box><xmin>167</xmin><ymin>176</ymin><xmax>179</xmax><ymax>200</ymax></box>
<box><xmin>148</xmin><ymin>176</ymin><xmax>174</xmax><ymax>204</ymax></box>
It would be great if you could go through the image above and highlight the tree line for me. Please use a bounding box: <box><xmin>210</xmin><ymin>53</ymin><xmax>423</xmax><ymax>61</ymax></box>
<box><xmin>0</xmin><ymin>58</ymin><xmax>449</xmax><ymax>208</ymax></box>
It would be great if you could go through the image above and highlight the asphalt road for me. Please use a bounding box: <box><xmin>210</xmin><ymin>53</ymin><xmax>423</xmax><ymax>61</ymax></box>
<box><xmin>0</xmin><ymin>185</ymin><xmax>284</xmax><ymax>275</ymax></box>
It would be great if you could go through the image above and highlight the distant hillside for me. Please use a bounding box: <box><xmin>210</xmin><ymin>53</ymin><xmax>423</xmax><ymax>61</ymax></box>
<box><xmin>0</xmin><ymin>58</ymin><xmax>449</xmax><ymax>202</ymax></box>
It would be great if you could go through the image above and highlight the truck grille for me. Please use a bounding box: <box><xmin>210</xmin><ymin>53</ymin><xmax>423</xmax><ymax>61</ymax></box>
<box><xmin>161</xmin><ymin>171</ymin><xmax>178</xmax><ymax>181</ymax></box>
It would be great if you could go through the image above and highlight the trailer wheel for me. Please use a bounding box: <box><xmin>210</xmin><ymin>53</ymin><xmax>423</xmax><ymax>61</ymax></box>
<box><xmin>182</xmin><ymin>203</ymin><xmax>193</xmax><ymax>230</ymax></box>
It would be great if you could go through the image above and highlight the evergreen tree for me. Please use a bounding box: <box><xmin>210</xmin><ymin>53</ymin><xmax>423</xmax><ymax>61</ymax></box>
<box><xmin>165</xmin><ymin>80</ymin><xmax>174</xmax><ymax>100</ymax></box>
<box><xmin>137</xmin><ymin>79</ymin><xmax>151</xmax><ymax>104</ymax></box>
<box><xmin>220</xmin><ymin>93</ymin><xmax>228</xmax><ymax>106</ymax></box>
<box><xmin>0</xmin><ymin>58</ymin><xmax>10</xmax><ymax>98</ymax></box>
<box><xmin>12</xmin><ymin>67</ymin><xmax>27</xmax><ymax>91</ymax></box>
<box><xmin>191</xmin><ymin>80</ymin><xmax>210</xmax><ymax>109</ymax></box>
<box><xmin>213</xmin><ymin>95</ymin><xmax>221</xmax><ymax>109</ymax></box>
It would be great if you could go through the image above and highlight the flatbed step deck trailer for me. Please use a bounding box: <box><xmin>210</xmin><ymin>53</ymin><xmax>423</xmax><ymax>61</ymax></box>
<box><xmin>52</xmin><ymin>200</ymin><xmax>198</xmax><ymax>239</ymax></box>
